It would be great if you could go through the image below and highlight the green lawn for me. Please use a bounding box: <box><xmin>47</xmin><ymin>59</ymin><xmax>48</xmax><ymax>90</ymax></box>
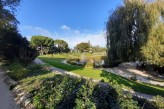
<box><xmin>38</xmin><ymin>54</ymin><xmax>164</xmax><ymax>96</ymax></box>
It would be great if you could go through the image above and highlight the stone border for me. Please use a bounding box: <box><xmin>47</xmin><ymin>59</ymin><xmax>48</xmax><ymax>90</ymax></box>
<box><xmin>3</xmin><ymin>74</ymin><xmax>35</xmax><ymax>109</ymax></box>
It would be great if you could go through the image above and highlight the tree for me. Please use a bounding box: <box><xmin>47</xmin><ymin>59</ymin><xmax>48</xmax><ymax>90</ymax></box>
<box><xmin>0</xmin><ymin>0</ymin><xmax>37</xmax><ymax>64</ymax></box>
<box><xmin>106</xmin><ymin>0</ymin><xmax>164</xmax><ymax>67</ymax></box>
<box><xmin>0</xmin><ymin>0</ymin><xmax>20</xmax><ymax>29</ymax></box>
<box><xmin>0</xmin><ymin>28</ymin><xmax>38</xmax><ymax>63</ymax></box>
<box><xmin>92</xmin><ymin>45</ymin><xmax>106</xmax><ymax>53</ymax></box>
<box><xmin>75</xmin><ymin>42</ymin><xmax>91</xmax><ymax>53</ymax></box>
<box><xmin>54</xmin><ymin>39</ymin><xmax>70</xmax><ymax>53</ymax></box>
<box><xmin>31</xmin><ymin>35</ymin><xmax>54</xmax><ymax>55</ymax></box>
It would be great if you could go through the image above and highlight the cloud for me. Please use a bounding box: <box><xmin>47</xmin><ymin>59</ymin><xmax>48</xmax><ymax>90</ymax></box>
<box><xmin>61</xmin><ymin>25</ymin><xmax>71</xmax><ymax>31</ymax></box>
<box><xmin>20</xmin><ymin>26</ymin><xmax>56</xmax><ymax>38</ymax></box>
<box><xmin>19</xmin><ymin>25</ymin><xmax>106</xmax><ymax>48</ymax></box>
<box><xmin>63</xmin><ymin>32</ymin><xmax>106</xmax><ymax>48</ymax></box>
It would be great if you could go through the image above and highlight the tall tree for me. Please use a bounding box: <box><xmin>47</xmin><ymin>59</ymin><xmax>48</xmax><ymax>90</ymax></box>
<box><xmin>54</xmin><ymin>39</ymin><xmax>70</xmax><ymax>53</ymax></box>
<box><xmin>0</xmin><ymin>25</ymin><xmax>38</xmax><ymax>63</ymax></box>
<box><xmin>75</xmin><ymin>42</ymin><xmax>91</xmax><ymax>53</ymax></box>
<box><xmin>106</xmin><ymin>0</ymin><xmax>164</xmax><ymax>67</ymax></box>
<box><xmin>0</xmin><ymin>0</ymin><xmax>38</xmax><ymax>64</ymax></box>
<box><xmin>31</xmin><ymin>36</ymin><xmax>54</xmax><ymax>55</ymax></box>
<box><xmin>0</xmin><ymin>0</ymin><xmax>20</xmax><ymax>29</ymax></box>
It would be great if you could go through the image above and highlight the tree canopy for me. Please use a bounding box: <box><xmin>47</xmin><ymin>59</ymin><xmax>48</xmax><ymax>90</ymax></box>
<box><xmin>106</xmin><ymin>0</ymin><xmax>164</xmax><ymax>67</ymax></box>
<box><xmin>92</xmin><ymin>45</ymin><xmax>106</xmax><ymax>53</ymax></box>
<box><xmin>54</xmin><ymin>39</ymin><xmax>70</xmax><ymax>53</ymax></box>
<box><xmin>0</xmin><ymin>0</ymin><xmax>20</xmax><ymax>29</ymax></box>
<box><xmin>31</xmin><ymin>36</ymin><xmax>54</xmax><ymax>55</ymax></box>
<box><xmin>0</xmin><ymin>0</ymin><xmax>38</xmax><ymax>63</ymax></box>
<box><xmin>75</xmin><ymin>42</ymin><xmax>91</xmax><ymax>53</ymax></box>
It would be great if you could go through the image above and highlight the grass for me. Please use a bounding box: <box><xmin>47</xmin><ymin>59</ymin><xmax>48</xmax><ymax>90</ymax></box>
<box><xmin>38</xmin><ymin>54</ymin><xmax>164</xmax><ymax>96</ymax></box>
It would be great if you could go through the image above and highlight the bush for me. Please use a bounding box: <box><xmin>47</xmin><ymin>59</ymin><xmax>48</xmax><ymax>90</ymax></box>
<box><xmin>67</xmin><ymin>58</ymin><xmax>80</xmax><ymax>64</ymax></box>
<box><xmin>133</xmin><ymin>96</ymin><xmax>158</xmax><ymax>109</ymax></box>
<box><xmin>152</xmin><ymin>95</ymin><xmax>164</xmax><ymax>109</ymax></box>
<box><xmin>32</xmin><ymin>74</ymin><xmax>139</xmax><ymax>109</ymax></box>
<box><xmin>7</xmin><ymin>62</ymin><xmax>29</xmax><ymax>80</ymax></box>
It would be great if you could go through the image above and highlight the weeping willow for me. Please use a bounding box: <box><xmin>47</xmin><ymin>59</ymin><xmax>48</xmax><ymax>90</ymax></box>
<box><xmin>106</xmin><ymin>0</ymin><xmax>164</xmax><ymax>67</ymax></box>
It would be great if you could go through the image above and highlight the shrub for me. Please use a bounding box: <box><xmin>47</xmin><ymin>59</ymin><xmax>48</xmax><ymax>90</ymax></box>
<box><xmin>74</xmin><ymin>80</ymin><xmax>96</xmax><ymax>109</ymax></box>
<box><xmin>67</xmin><ymin>58</ymin><xmax>80</xmax><ymax>64</ymax></box>
<box><xmin>133</xmin><ymin>96</ymin><xmax>158</xmax><ymax>109</ymax></box>
<box><xmin>152</xmin><ymin>95</ymin><xmax>164</xmax><ymax>109</ymax></box>
<box><xmin>32</xmin><ymin>74</ymin><xmax>139</xmax><ymax>109</ymax></box>
<box><xmin>7</xmin><ymin>62</ymin><xmax>29</xmax><ymax>80</ymax></box>
<box><xmin>25</xmin><ymin>64</ymin><xmax>51</xmax><ymax>77</ymax></box>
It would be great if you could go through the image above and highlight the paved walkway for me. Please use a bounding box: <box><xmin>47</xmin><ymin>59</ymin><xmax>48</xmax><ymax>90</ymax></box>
<box><xmin>34</xmin><ymin>58</ymin><xmax>154</xmax><ymax>100</ymax></box>
<box><xmin>0</xmin><ymin>70</ymin><xmax>20</xmax><ymax>109</ymax></box>
<box><xmin>103</xmin><ymin>67</ymin><xmax>164</xmax><ymax>86</ymax></box>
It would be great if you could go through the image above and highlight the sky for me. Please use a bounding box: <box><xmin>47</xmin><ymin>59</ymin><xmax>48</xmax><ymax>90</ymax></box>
<box><xmin>16</xmin><ymin>0</ymin><xmax>122</xmax><ymax>48</ymax></box>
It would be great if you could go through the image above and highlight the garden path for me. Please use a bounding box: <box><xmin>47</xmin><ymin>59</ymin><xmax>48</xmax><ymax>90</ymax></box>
<box><xmin>103</xmin><ymin>67</ymin><xmax>164</xmax><ymax>86</ymax></box>
<box><xmin>0</xmin><ymin>70</ymin><xmax>20</xmax><ymax>109</ymax></box>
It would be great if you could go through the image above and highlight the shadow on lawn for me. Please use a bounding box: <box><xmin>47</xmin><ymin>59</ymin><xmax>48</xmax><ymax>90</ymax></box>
<box><xmin>100</xmin><ymin>70</ymin><xmax>164</xmax><ymax>96</ymax></box>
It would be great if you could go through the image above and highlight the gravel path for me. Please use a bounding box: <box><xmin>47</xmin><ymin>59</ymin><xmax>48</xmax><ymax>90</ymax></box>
<box><xmin>0</xmin><ymin>70</ymin><xmax>20</xmax><ymax>109</ymax></box>
<box><xmin>34</xmin><ymin>58</ymin><xmax>154</xmax><ymax>100</ymax></box>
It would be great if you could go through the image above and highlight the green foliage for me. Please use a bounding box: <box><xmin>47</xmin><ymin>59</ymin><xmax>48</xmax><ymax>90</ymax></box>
<box><xmin>5</xmin><ymin>62</ymin><xmax>50</xmax><ymax>80</ymax></box>
<box><xmin>33</xmin><ymin>75</ymin><xmax>83</xmax><ymax>108</ymax></box>
<box><xmin>14</xmin><ymin>58</ymin><xmax>162</xmax><ymax>109</ymax></box>
<box><xmin>0</xmin><ymin>0</ymin><xmax>37</xmax><ymax>64</ymax></box>
<box><xmin>106</xmin><ymin>0</ymin><xmax>164</xmax><ymax>67</ymax></box>
<box><xmin>30</xmin><ymin>74</ymin><xmax>138</xmax><ymax>109</ymax></box>
<box><xmin>54</xmin><ymin>39</ymin><xmax>70</xmax><ymax>53</ymax></box>
<box><xmin>152</xmin><ymin>95</ymin><xmax>164</xmax><ymax>109</ymax></box>
<box><xmin>31</xmin><ymin>35</ymin><xmax>54</xmax><ymax>55</ymax></box>
<box><xmin>0</xmin><ymin>0</ymin><xmax>20</xmax><ymax>29</ymax></box>
<box><xmin>75</xmin><ymin>42</ymin><xmax>91</xmax><ymax>52</ymax></box>
<box><xmin>141</xmin><ymin>24</ymin><xmax>164</xmax><ymax>67</ymax></box>
<box><xmin>0</xmin><ymin>28</ymin><xmax>38</xmax><ymax>64</ymax></box>
<box><xmin>39</xmin><ymin>54</ymin><xmax>164</xmax><ymax>96</ymax></box>
<box><xmin>6</xmin><ymin>62</ymin><xmax>29</xmax><ymax>80</ymax></box>
<box><xmin>74</xmin><ymin>80</ymin><xmax>96</xmax><ymax>109</ymax></box>
<box><xmin>117</xmin><ymin>90</ymin><xmax>139</xmax><ymax>109</ymax></box>
<box><xmin>92</xmin><ymin>45</ymin><xmax>106</xmax><ymax>53</ymax></box>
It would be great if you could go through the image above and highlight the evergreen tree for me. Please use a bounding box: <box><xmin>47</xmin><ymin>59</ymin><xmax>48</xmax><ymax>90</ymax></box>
<box><xmin>54</xmin><ymin>39</ymin><xmax>70</xmax><ymax>53</ymax></box>
<box><xmin>31</xmin><ymin>35</ymin><xmax>54</xmax><ymax>55</ymax></box>
<box><xmin>0</xmin><ymin>0</ymin><xmax>38</xmax><ymax>63</ymax></box>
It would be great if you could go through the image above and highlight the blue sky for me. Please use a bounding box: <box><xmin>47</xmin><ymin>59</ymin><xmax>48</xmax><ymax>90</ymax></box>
<box><xmin>16</xmin><ymin>0</ymin><xmax>122</xmax><ymax>48</ymax></box>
